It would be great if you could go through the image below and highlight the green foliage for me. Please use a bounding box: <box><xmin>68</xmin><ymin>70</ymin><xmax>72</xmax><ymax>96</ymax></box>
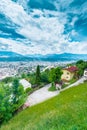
<box><xmin>38</xmin><ymin>82</ymin><xmax>45</xmax><ymax>88</ymax></box>
<box><xmin>0</xmin><ymin>84</ymin><xmax>12</xmax><ymax>122</ymax></box>
<box><xmin>1</xmin><ymin>82</ymin><xmax>87</xmax><ymax>130</ymax></box>
<box><xmin>27</xmin><ymin>69</ymin><xmax>50</xmax><ymax>87</ymax></box>
<box><xmin>48</xmin><ymin>82</ymin><xmax>56</xmax><ymax>91</ymax></box>
<box><xmin>41</xmin><ymin>69</ymin><xmax>50</xmax><ymax>83</ymax></box>
<box><xmin>62</xmin><ymin>84</ymin><xmax>68</xmax><ymax>89</ymax></box>
<box><xmin>12</xmin><ymin>78</ymin><xmax>26</xmax><ymax>111</ymax></box>
<box><xmin>25</xmin><ymin>87</ymin><xmax>32</xmax><ymax>93</ymax></box>
<box><xmin>27</xmin><ymin>73</ymin><xmax>36</xmax><ymax>85</ymax></box>
<box><xmin>69</xmin><ymin>78</ymin><xmax>77</xmax><ymax>84</ymax></box>
<box><xmin>2</xmin><ymin>77</ymin><xmax>13</xmax><ymax>84</ymax></box>
<box><xmin>21</xmin><ymin>73</ymin><xmax>26</xmax><ymax>78</ymax></box>
<box><xmin>12</xmin><ymin>78</ymin><xmax>20</xmax><ymax>104</ymax></box>
<box><xmin>76</xmin><ymin>60</ymin><xmax>84</xmax><ymax>65</ymax></box>
<box><xmin>0</xmin><ymin>78</ymin><xmax>26</xmax><ymax>123</ymax></box>
<box><xmin>35</xmin><ymin>65</ymin><xmax>41</xmax><ymax>85</ymax></box>
<box><xmin>49</xmin><ymin>67</ymin><xmax>63</xmax><ymax>83</ymax></box>
<box><xmin>76</xmin><ymin>60</ymin><xmax>87</xmax><ymax>77</ymax></box>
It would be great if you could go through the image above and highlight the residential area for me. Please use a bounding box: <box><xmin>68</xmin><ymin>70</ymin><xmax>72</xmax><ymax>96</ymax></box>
<box><xmin>0</xmin><ymin>60</ymin><xmax>87</xmax><ymax>125</ymax></box>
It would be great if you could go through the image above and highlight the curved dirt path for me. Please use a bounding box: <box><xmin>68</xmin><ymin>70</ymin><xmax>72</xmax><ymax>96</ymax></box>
<box><xmin>25</xmin><ymin>76</ymin><xmax>87</xmax><ymax>107</ymax></box>
<box><xmin>25</xmin><ymin>84</ymin><xmax>59</xmax><ymax>107</ymax></box>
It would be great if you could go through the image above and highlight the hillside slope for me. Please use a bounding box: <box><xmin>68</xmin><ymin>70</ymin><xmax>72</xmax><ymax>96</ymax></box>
<box><xmin>0</xmin><ymin>82</ymin><xmax>87</xmax><ymax>130</ymax></box>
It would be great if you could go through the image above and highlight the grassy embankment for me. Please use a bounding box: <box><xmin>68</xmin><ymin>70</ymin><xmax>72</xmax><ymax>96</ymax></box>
<box><xmin>0</xmin><ymin>82</ymin><xmax>87</xmax><ymax>130</ymax></box>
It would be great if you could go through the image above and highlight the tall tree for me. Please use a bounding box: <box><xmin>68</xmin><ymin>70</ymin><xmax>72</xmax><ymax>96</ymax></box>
<box><xmin>12</xmin><ymin>78</ymin><xmax>19</xmax><ymax>104</ymax></box>
<box><xmin>76</xmin><ymin>60</ymin><xmax>87</xmax><ymax>77</ymax></box>
<box><xmin>35</xmin><ymin>65</ymin><xmax>41</xmax><ymax>85</ymax></box>
<box><xmin>49</xmin><ymin>67</ymin><xmax>63</xmax><ymax>83</ymax></box>
<box><xmin>41</xmin><ymin>69</ymin><xmax>50</xmax><ymax>83</ymax></box>
<box><xmin>0</xmin><ymin>84</ymin><xmax>12</xmax><ymax>122</ymax></box>
<box><xmin>12</xmin><ymin>78</ymin><xmax>26</xmax><ymax>111</ymax></box>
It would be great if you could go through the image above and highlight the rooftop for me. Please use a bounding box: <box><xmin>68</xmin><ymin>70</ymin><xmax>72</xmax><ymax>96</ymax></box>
<box><xmin>19</xmin><ymin>79</ymin><xmax>31</xmax><ymax>90</ymax></box>
<box><xmin>64</xmin><ymin>66</ymin><xmax>78</xmax><ymax>72</ymax></box>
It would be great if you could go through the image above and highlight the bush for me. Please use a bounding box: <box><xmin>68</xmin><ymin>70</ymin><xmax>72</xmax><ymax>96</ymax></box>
<box><xmin>0</xmin><ymin>78</ymin><xmax>26</xmax><ymax>124</ymax></box>
<box><xmin>0</xmin><ymin>84</ymin><xmax>12</xmax><ymax>123</ymax></box>
<box><xmin>25</xmin><ymin>87</ymin><xmax>32</xmax><ymax>93</ymax></box>
<box><xmin>41</xmin><ymin>70</ymin><xmax>50</xmax><ymax>83</ymax></box>
<box><xmin>62</xmin><ymin>84</ymin><xmax>68</xmax><ymax>89</ymax></box>
<box><xmin>69</xmin><ymin>78</ymin><xmax>77</xmax><ymax>84</ymax></box>
<box><xmin>48</xmin><ymin>82</ymin><xmax>56</xmax><ymax>91</ymax></box>
<box><xmin>38</xmin><ymin>83</ymin><xmax>45</xmax><ymax>88</ymax></box>
<box><xmin>2</xmin><ymin>77</ymin><xmax>13</xmax><ymax>84</ymax></box>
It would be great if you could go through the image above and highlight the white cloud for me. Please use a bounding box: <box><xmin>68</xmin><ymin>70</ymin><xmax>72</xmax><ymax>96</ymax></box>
<box><xmin>66</xmin><ymin>41</ymin><xmax>87</xmax><ymax>54</ymax></box>
<box><xmin>0</xmin><ymin>0</ymin><xmax>87</xmax><ymax>55</ymax></box>
<box><xmin>0</xmin><ymin>0</ymin><xmax>31</xmax><ymax>26</ymax></box>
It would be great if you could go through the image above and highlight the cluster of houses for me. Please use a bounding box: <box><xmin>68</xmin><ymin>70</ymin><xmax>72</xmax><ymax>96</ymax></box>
<box><xmin>20</xmin><ymin>66</ymin><xmax>87</xmax><ymax>91</ymax></box>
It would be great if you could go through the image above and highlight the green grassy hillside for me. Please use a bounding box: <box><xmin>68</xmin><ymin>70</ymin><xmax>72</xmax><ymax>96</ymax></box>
<box><xmin>0</xmin><ymin>82</ymin><xmax>87</xmax><ymax>130</ymax></box>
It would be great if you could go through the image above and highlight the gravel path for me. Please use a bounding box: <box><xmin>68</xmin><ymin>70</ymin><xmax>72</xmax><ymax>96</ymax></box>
<box><xmin>25</xmin><ymin>84</ymin><xmax>59</xmax><ymax>106</ymax></box>
<box><xmin>25</xmin><ymin>76</ymin><xmax>87</xmax><ymax>107</ymax></box>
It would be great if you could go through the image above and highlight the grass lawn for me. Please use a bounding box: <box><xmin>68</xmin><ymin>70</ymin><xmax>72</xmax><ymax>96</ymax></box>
<box><xmin>48</xmin><ymin>83</ymin><xmax>56</xmax><ymax>91</ymax></box>
<box><xmin>0</xmin><ymin>82</ymin><xmax>87</xmax><ymax>130</ymax></box>
<box><xmin>69</xmin><ymin>78</ymin><xmax>77</xmax><ymax>84</ymax></box>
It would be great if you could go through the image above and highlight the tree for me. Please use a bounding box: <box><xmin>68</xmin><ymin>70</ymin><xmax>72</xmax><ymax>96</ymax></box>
<box><xmin>0</xmin><ymin>79</ymin><xmax>26</xmax><ymax>123</ymax></box>
<box><xmin>2</xmin><ymin>77</ymin><xmax>13</xmax><ymax>84</ymax></box>
<box><xmin>0</xmin><ymin>84</ymin><xmax>12</xmax><ymax>122</ymax></box>
<box><xmin>12</xmin><ymin>78</ymin><xmax>19</xmax><ymax>104</ymax></box>
<box><xmin>49</xmin><ymin>67</ymin><xmax>63</xmax><ymax>83</ymax></box>
<box><xmin>76</xmin><ymin>60</ymin><xmax>84</xmax><ymax>65</ymax></box>
<box><xmin>35</xmin><ymin>65</ymin><xmax>41</xmax><ymax>85</ymax></box>
<box><xmin>41</xmin><ymin>69</ymin><xmax>50</xmax><ymax>83</ymax></box>
<box><xmin>76</xmin><ymin>60</ymin><xmax>87</xmax><ymax>77</ymax></box>
<box><xmin>49</xmin><ymin>68</ymin><xmax>55</xmax><ymax>83</ymax></box>
<box><xmin>12</xmin><ymin>78</ymin><xmax>25</xmax><ymax>111</ymax></box>
<box><xmin>21</xmin><ymin>73</ymin><xmax>26</xmax><ymax>78</ymax></box>
<box><xmin>55</xmin><ymin>67</ymin><xmax>63</xmax><ymax>82</ymax></box>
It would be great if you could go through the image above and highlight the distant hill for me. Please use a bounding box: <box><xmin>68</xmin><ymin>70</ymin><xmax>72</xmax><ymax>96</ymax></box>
<box><xmin>19</xmin><ymin>53</ymin><xmax>87</xmax><ymax>62</ymax></box>
<box><xmin>42</xmin><ymin>53</ymin><xmax>87</xmax><ymax>61</ymax></box>
<box><xmin>0</xmin><ymin>51</ymin><xmax>87</xmax><ymax>62</ymax></box>
<box><xmin>1</xmin><ymin>82</ymin><xmax>87</xmax><ymax>130</ymax></box>
<box><xmin>0</xmin><ymin>51</ymin><xmax>23</xmax><ymax>62</ymax></box>
<box><xmin>0</xmin><ymin>51</ymin><xmax>22</xmax><ymax>57</ymax></box>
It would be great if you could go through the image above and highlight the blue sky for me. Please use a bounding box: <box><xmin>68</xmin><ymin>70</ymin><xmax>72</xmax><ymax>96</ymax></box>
<box><xmin>0</xmin><ymin>0</ymin><xmax>87</xmax><ymax>55</ymax></box>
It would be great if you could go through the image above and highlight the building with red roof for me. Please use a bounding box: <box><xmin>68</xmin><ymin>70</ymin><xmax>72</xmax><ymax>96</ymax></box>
<box><xmin>65</xmin><ymin>66</ymin><xmax>78</xmax><ymax>72</ymax></box>
<box><xmin>61</xmin><ymin>66</ymin><xmax>78</xmax><ymax>81</ymax></box>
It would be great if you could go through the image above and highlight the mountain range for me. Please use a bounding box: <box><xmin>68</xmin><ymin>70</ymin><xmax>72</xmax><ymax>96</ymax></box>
<box><xmin>0</xmin><ymin>51</ymin><xmax>87</xmax><ymax>62</ymax></box>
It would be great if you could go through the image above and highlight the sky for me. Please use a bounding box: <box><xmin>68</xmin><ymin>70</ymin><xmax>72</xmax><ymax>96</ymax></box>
<box><xmin>0</xmin><ymin>0</ymin><xmax>87</xmax><ymax>55</ymax></box>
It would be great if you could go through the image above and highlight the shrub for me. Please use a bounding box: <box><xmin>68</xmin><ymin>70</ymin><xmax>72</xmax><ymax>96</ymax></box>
<box><xmin>62</xmin><ymin>84</ymin><xmax>68</xmax><ymax>89</ymax></box>
<box><xmin>0</xmin><ymin>84</ymin><xmax>12</xmax><ymax>123</ymax></box>
<box><xmin>48</xmin><ymin>82</ymin><xmax>56</xmax><ymax>91</ymax></box>
<box><xmin>38</xmin><ymin>83</ymin><xmax>45</xmax><ymax>88</ymax></box>
<box><xmin>2</xmin><ymin>77</ymin><xmax>13</xmax><ymax>84</ymax></box>
<box><xmin>25</xmin><ymin>87</ymin><xmax>32</xmax><ymax>93</ymax></box>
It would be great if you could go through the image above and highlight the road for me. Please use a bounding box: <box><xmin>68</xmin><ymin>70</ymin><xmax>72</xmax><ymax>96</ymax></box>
<box><xmin>25</xmin><ymin>84</ymin><xmax>59</xmax><ymax>107</ymax></box>
<box><xmin>25</xmin><ymin>76</ymin><xmax>87</xmax><ymax>107</ymax></box>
